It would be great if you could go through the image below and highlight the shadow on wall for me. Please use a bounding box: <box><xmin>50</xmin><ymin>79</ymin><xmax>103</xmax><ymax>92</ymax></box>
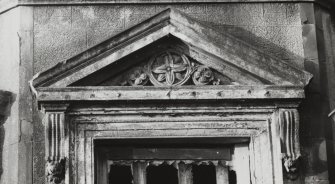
<box><xmin>219</xmin><ymin>24</ymin><xmax>332</xmax><ymax>181</ymax></box>
<box><xmin>0</xmin><ymin>90</ymin><xmax>16</xmax><ymax>181</ymax></box>
<box><xmin>215</xmin><ymin>25</ymin><xmax>305</xmax><ymax>68</ymax></box>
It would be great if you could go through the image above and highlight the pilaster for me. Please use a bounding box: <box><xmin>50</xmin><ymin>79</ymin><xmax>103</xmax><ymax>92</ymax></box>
<box><xmin>278</xmin><ymin>108</ymin><xmax>301</xmax><ymax>180</ymax></box>
<box><xmin>41</xmin><ymin>104</ymin><xmax>69</xmax><ymax>184</ymax></box>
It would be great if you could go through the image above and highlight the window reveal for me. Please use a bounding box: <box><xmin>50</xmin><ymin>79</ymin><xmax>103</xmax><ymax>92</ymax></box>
<box><xmin>147</xmin><ymin>163</ymin><xmax>178</xmax><ymax>184</ymax></box>
<box><xmin>106</xmin><ymin>161</ymin><xmax>232</xmax><ymax>184</ymax></box>
<box><xmin>96</xmin><ymin>141</ymin><xmax>235</xmax><ymax>184</ymax></box>
<box><xmin>193</xmin><ymin>164</ymin><xmax>216</xmax><ymax>184</ymax></box>
<box><xmin>108</xmin><ymin>165</ymin><xmax>133</xmax><ymax>184</ymax></box>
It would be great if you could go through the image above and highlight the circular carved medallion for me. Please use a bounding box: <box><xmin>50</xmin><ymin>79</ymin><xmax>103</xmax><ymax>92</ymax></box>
<box><xmin>127</xmin><ymin>67</ymin><xmax>149</xmax><ymax>86</ymax></box>
<box><xmin>192</xmin><ymin>66</ymin><xmax>214</xmax><ymax>85</ymax></box>
<box><xmin>148</xmin><ymin>50</ymin><xmax>192</xmax><ymax>86</ymax></box>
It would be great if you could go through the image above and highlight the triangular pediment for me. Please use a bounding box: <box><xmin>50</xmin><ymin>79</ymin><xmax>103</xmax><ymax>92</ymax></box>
<box><xmin>31</xmin><ymin>8</ymin><xmax>312</xmax><ymax>88</ymax></box>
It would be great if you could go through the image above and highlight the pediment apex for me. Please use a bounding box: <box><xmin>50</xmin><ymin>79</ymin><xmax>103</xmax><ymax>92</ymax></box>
<box><xmin>31</xmin><ymin>8</ymin><xmax>312</xmax><ymax>89</ymax></box>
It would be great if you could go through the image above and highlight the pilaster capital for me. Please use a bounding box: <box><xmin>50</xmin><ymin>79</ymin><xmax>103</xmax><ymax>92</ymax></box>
<box><xmin>41</xmin><ymin>103</ymin><xmax>70</xmax><ymax>113</ymax></box>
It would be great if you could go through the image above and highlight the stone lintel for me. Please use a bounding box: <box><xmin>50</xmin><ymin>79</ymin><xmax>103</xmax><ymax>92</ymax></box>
<box><xmin>35</xmin><ymin>85</ymin><xmax>306</xmax><ymax>103</ymax></box>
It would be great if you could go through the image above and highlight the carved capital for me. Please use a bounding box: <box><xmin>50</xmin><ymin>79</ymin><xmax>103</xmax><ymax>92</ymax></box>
<box><xmin>41</xmin><ymin>103</ymin><xmax>69</xmax><ymax>113</ymax></box>
<box><xmin>278</xmin><ymin>109</ymin><xmax>301</xmax><ymax>180</ymax></box>
<box><xmin>46</xmin><ymin>158</ymin><xmax>66</xmax><ymax>184</ymax></box>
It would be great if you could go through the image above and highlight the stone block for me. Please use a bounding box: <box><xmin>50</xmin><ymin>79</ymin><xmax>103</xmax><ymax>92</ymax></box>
<box><xmin>301</xmin><ymin>138</ymin><xmax>329</xmax><ymax>178</ymax></box>
<box><xmin>205</xmin><ymin>4</ymin><xmax>236</xmax><ymax>25</ymax></box>
<box><xmin>71</xmin><ymin>6</ymin><xmax>95</xmax><ymax>28</ymax></box>
<box><xmin>263</xmin><ymin>3</ymin><xmax>288</xmax><ymax>14</ymax></box>
<box><xmin>124</xmin><ymin>11</ymin><xmax>154</xmax><ymax>28</ymax></box>
<box><xmin>303</xmin><ymin>24</ymin><xmax>319</xmax><ymax>60</ymax></box>
<box><xmin>32</xmin><ymin>105</ymin><xmax>44</xmax><ymax>142</ymax></box>
<box><xmin>34</xmin><ymin>6</ymin><xmax>71</xmax><ymax>30</ymax></box>
<box><xmin>263</xmin><ymin>12</ymin><xmax>288</xmax><ymax>26</ymax></box>
<box><xmin>174</xmin><ymin>4</ymin><xmax>207</xmax><ymax>14</ymax></box>
<box><xmin>86</xmin><ymin>6</ymin><xmax>124</xmax><ymax>30</ymax></box>
<box><xmin>300</xmin><ymin>3</ymin><xmax>316</xmax><ymax>25</ymax></box>
<box><xmin>1</xmin><ymin>104</ymin><xmax>19</xmax><ymax>146</ymax></box>
<box><xmin>86</xmin><ymin>26</ymin><xmax>123</xmax><ymax>47</ymax></box>
<box><xmin>300</xmin><ymin>93</ymin><xmax>326</xmax><ymax>138</ymax></box>
<box><xmin>123</xmin><ymin>5</ymin><xmax>158</xmax><ymax>28</ymax></box>
<box><xmin>0</xmin><ymin>143</ymin><xmax>18</xmax><ymax>184</ymax></box>
<box><xmin>33</xmin><ymin>27</ymin><xmax>87</xmax><ymax>74</ymax></box>
<box><xmin>32</xmin><ymin>142</ymin><xmax>45</xmax><ymax>184</ymax></box>
<box><xmin>232</xmin><ymin>4</ymin><xmax>264</xmax><ymax>26</ymax></box>
<box><xmin>286</xmin><ymin>3</ymin><xmax>301</xmax><ymax>26</ymax></box>
<box><xmin>206</xmin><ymin>3</ymin><xmax>264</xmax><ymax>26</ymax></box>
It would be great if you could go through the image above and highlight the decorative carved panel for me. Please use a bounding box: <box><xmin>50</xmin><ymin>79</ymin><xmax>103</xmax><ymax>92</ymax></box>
<box><xmin>100</xmin><ymin>49</ymin><xmax>235</xmax><ymax>87</ymax></box>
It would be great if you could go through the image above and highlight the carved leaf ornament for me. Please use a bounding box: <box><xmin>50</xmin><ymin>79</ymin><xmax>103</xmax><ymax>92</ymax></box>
<box><xmin>149</xmin><ymin>50</ymin><xmax>192</xmax><ymax>86</ymax></box>
<box><xmin>123</xmin><ymin>50</ymin><xmax>222</xmax><ymax>86</ymax></box>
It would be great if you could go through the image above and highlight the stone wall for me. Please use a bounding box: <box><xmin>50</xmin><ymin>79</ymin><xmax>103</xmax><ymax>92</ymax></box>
<box><xmin>31</xmin><ymin>3</ymin><xmax>313</xmax><ymax>184</ymax></box>
<box><xmin>1</xmin><ymin>1</ymin><xmax>335</xmax><ymax>184</ymax></box>
<box><xmin>0</xmin><ymin>8</ymin><xmax>20</xmax><ymax>184</ymax></box>
<box><xmin>0</xmin><ymin>6</ymin><xmax>34</xmax><ymax>184</ymax></box>
<box><xmin>33</xmin><ymin>3</ymin><xmax>305</xmax><ymax>73</ymax></box>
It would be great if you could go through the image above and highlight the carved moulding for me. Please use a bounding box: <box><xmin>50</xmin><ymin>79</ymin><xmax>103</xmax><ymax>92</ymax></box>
<box><xmin>278</xmin><ymin>109</ymin><xmax>301</xmax><ymax>180</ymax></box>
<box><xmin>120</xmin><ymin>49</ymin><xmax>227</xmax><ymax>87</ymax></box>
<box><xmin>42</xmin><ymin>104</ymin><xmax>69</xmax><ymax>184</ymax></box>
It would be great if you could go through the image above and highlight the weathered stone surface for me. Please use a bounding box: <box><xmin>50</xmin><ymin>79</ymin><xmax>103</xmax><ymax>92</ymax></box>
<box><xmin>32</xmin><ymin>8</ymin><xmax>312</xmax><ymax>89</ymax></box>
<box><xmin>32</xmin><ymin>142</ymin><xmax>45</xmax><ymax>184</ymax></box>
<box><xmin>34</xmin><ymin>28</ymin><xmax>87</xmax><ymax>73</ymax></box>
<box><xmin>4</xmin><ymin>2</ymin><xmax>328</xmax><ymax>184</ymax></box>
<box><xmin>33</xmin><ymin>3</ymin><xmax>306</xmax><ymax>74</ymax></box>
<box><xmin>301</xmin><ymin>138</ymin><xmax>330</xmax><ymax>183</ymax></box>
<box><xmin>0</xmin><ymin>7</ymin><xmax>20</xmax><ymax>184</ymax></box>
<box><xmin>28</xmin><ymin>6</ymin><xmax>315</xmax><ymax>184</ymax></box>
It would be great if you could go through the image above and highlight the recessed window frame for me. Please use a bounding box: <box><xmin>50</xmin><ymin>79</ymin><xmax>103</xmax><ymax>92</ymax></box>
<box><xmin>95</xmin><ymin>139</ymin><xmax>235</xmax><ymax>184</ymax></box>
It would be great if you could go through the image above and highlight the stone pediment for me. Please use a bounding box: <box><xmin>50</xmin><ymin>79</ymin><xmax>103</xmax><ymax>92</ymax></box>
<box><xmin>31</xmin><ymin>8</ymin><xmax>312</xmax><ymax>89</ymax></box>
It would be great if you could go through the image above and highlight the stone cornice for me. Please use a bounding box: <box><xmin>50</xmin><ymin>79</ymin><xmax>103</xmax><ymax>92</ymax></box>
<box><xmin>35</xmin><ymin>85</ymin><xmax>306</xmax><ymax>102</ymax></box>
<box><xmin>1</xmin><ymin>0</ymin><xmax>334</xmax><ymax>14</ymax></box>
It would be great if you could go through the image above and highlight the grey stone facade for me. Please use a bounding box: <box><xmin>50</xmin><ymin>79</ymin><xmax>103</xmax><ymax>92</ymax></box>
<box><xmin>1</xmin><ymin>1</ymin><xmax>335</xmax><ymax>184</ymax></box>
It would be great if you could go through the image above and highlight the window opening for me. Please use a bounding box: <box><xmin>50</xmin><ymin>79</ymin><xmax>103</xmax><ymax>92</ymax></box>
<box><xmin>146</xmin><ymin>163</ymin><xmax>178</xmax><ymax>184</ymax></box>
<box><xmin>228</xmin><ymin>170</ymin><xmax>237</xmax><ymax>184</ymax></box>
<box><xmin>95</xmin><ymin>138</ymin><xmax>239</xmax><ymax>184</ymax></box>
<box><xmin>192</xmin><ymin>164</ymin><xmax>217</xmax><ymax>184</ymax></box>
<box><xmin>108</xmin><ymin>165</ymin><xmax>133</xmax><ymax>184</ymax></box>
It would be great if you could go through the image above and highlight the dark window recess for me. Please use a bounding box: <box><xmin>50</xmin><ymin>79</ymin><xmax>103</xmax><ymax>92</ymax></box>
<box><xmin>108</xmin><ymin>165</ymin><xmax>133</xmax><ymax>184</ymax></box>
<box><xmin>146</xmin><ymin>164</ymin><xmax>178</xmax><ymax>184</ymax></box>
<box><xmin>192</xmin><ymin>164</ymin><xmax>217</xmax><ymax>184</ymax></box>
<box><xmin>229</xmin><ymin>170</ymin><xmax>237</xmax><ymax>184</ymax></box>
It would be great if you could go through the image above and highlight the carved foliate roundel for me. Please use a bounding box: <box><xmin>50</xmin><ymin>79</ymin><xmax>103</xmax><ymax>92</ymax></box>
<box><xmin>148</xmin><ymin>50</ymin><xmax>192</xmax><ymax>86</ymax></box>
<box><xmin>192</xmin><ymin>66</ymin><xmax>214</xmax><ymax>85</ymax></box>
<box><xmin>127</xmin><ymin>67</ymin><xmax>149</xmax><ymax>86</ymax></box>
